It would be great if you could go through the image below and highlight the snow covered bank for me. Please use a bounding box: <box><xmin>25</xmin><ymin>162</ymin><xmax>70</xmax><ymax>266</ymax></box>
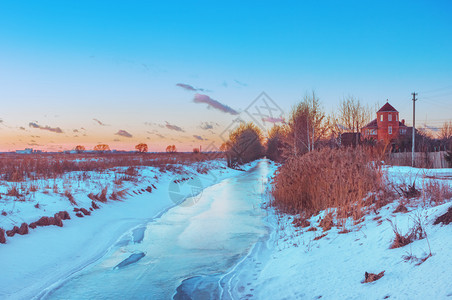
<box><xmin>0</xmin><ymin>159</ymin><xmax>256</xmax><ymax>300</ymax></box>
<box><xmin>226</xmin><ymin>165</ymin><xmax>452</xmax><ymax>299</ymax></box>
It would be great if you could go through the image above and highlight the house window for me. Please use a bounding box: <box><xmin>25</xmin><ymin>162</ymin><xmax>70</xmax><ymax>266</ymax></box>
<box><xmin>370</xmin><ymin>129</ymin><xmax>377</xmax><ymax>135</ymax></box>
<box><xmin>400</xmin><ymin>128</ymin><xmax>406</xmax><ymax>135</ymax></box>
<box><xmin>396</xmin><ymin>114</ymin><xmax>399</xmax><ymax>121</ymax></box>
<box><xmin>388</xmin><ymin>114</ymin><xmax>392</xmax><ymax>121</ymax></box>
<box><xmin>380</xmin><ymin>114</ymin><xmax>383</xmax><ymax>121</ymax></box>
<box><xmin>388</xmin><ymin>126</ymin><xmax>392</xmax><ymax>134</ymax></box>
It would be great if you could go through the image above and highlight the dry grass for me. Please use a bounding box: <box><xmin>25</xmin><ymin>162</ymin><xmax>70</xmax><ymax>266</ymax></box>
<box><xmin>110</xmin><ymin>189</ymin><xmax>127</xmax><ymax>201</ymax></box>
<box><xmin>0</xmin><ymin>152</ymin><xmax>222</xmax><ymax>182</ymax></box>
<box><xmin>272</xmin><ymin>147</ymin><xmax>383</xmax><ymax>220</ymax></box>
<box><xmin>88</xmin><ymin>187</ymin><xmax>109</xmax><ymax>203</ymax></box>
<box><xmin>64</xmin><ymin>190</ymin><xmax>77</xmax><ymax>206</ymax></box>
<box><xmin>362</xmin><ymin>271</ymin><xmax>385</xmax><ymax>283</ymax></box>
<box><xmin>423</xmin><ymin>180</ymin><xmax>452</xmax><ymax>206</ymax></box>
<box><xmin>388</xmin><ymin>216</ymin><xmax>426</xmax><ymax>249</ymax></box>
<box><xmin>402</xmin><ymin>252</ymin><xmax>432</xmax><ymax>266</ymax></box>
<box><xmin>292</xmin><ymin>215</ymin><xmax>310</xmax><ymax>228</ymax></box>
<box><xmin>319</xmin><ymin>211</ymin><xmax>334</xmax><ymax>231</ymax></box>
<box><xmin>313</xmin><ymin>233</ymin><xmax>327</xmax><ymax>240</ymax></box>
<box><xmin>6</xmin><ymin>186</ymin><xmax>21</xmax><ymax>197</ymax></box>
<box><xmin>433</xmin><ymin>206</ymin><xmax>452</xmax><ymax>225</ymax></box>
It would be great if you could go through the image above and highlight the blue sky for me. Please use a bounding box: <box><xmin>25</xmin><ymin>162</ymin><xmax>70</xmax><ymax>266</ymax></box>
<box><xmin>1</xmin><ymin>1</ymin><xmax>451</xmax><ymax>151</ymax></box>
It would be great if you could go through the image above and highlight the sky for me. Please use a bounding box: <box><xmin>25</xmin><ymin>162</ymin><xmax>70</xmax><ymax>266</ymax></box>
<box><xmin>1</xmin><ymin>0</ymin><xmax>451</xmax><ymax>152</ymax></box>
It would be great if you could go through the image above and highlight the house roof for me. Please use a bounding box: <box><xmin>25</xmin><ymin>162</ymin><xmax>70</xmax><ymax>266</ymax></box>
<box><xmin>362</xmin><ymin>118</ymin><xmax>377</xmax><ymax>128</ymax></box>
<box><xmin>377</xmin><ymin>102</ymin><xmax>398</xmax><ymax>113</ymax></box>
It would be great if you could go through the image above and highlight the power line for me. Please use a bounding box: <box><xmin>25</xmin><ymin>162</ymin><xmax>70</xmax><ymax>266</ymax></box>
<box><xmin>419</xmin><ymin>84</ymin><xmax>452</xmax><ymax>94</ymax></box>
<box><xmin>422</xmin><ymin>92</ymin><xmax>452</xmax><ymax>99</ymax></box>
<box><xmin>401</xmin><ymin>118</ymin><xmax>452</xmax><ymax>122</ymax></box>
<box><xmin>419</xmin><ymin>98</ymin><xmax>452</xmax><ymax>110</ymax></box>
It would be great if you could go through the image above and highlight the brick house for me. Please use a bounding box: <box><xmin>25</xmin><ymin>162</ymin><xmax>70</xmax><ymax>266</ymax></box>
<box><xmin>361</xmin><ymin>102</ymin><xmax>410</xmax><ymax>144</ymax></box>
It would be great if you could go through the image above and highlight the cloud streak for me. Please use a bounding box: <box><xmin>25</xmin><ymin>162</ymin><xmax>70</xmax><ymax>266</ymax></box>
<box><xmin>147</xmin><ymin>130</ymin><xmax>165</xmax><ymax>139</ymax></box>
<box><xmin>234</xmin><ymin>79</ymin><xmax>247</xmax><ymax>87</ymax></box>
<box><xmin>193</xmin><ymin>94</ymin><xmax>238</xmax><ymax>115</ymax></box>
<box><xmin>28</xmin><ymin>122</ymin><xmax>63</xmax><ymax>133</ymax></box>
<box><xmin>115</xmin><ymin>130</ymin><xmax>133</xmax><ymax>138</ymax></box>
<box><xmin>165</xmin><ymin>121</ymin><xmax>185</xmax><ymax>132</ymax></box>
<box><xmin>93</xmin><ymin>118</ymin><xmax>109</xmax><ymax>126</ymax></box>
<box><xmin>176</xmin><ymin>83</ymin><xmax>205</xmax><ymax>92</ymax></box>
<box><xmin>144</xmin><ymin>122</ymin><xmax>165</xmax><ymax>128</ymax></box>
<box><xmin>193</xmin><ymin>135</ymin><xmax>204</xmax><ymax>140</ymax></box>
<box><xmin>199</xmin><ymin>121</ymin><xmax>219</xmax><ymax>130</ymax></box>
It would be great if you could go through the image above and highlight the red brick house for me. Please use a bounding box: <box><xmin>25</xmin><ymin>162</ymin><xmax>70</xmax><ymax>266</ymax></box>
<box><xmin>361</xmin><ymin>102</ymin><xmax>410</xmax><ymax>143</ymax></box>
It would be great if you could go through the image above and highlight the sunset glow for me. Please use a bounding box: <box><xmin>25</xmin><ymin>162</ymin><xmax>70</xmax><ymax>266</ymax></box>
<box><xmin>1</xmin><ymin>1</ymin><xmax>451</xmax><ymax>152</ymax></box>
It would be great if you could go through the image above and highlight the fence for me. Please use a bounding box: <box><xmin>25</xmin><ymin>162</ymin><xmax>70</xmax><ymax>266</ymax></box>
<box><xmin>388</xmin><ymin>151</ymin><xmax>450</xmax><ymax>169</ymax></box>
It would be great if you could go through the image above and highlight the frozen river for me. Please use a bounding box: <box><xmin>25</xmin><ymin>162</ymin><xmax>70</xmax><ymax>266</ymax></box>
<box><xmin>42</xmin><ymin>160</ymin><xmax>274</xmax><ymax>299</ymax></box>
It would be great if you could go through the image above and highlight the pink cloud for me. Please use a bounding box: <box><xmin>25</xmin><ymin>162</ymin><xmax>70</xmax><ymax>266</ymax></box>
<box><xmin>193</xmin><ymin>94</ymin><xmax>238</xmax><ymax>115</ymax></box>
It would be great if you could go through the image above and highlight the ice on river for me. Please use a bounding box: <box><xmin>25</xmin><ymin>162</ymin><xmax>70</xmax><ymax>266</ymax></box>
<box><xmin>43</xmin><ymin>160</ymin><xmax>276</xmax><ymax>299</ymax></box>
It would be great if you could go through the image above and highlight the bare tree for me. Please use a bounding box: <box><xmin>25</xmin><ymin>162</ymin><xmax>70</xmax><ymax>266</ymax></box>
<box><xmin>439</xmin><ymin>121</ymin><xmax>452</xmax><ymax>140</ymax></box>
<box><xmin>283</xmin><ymin>91</ymin><xmax>329</xmax><ymax>157</ymax></box>
<box><xmin>439</xmin><ymin>121</ymin><xmax>452</xmax><ymax>150</ymax></box>
<box><xmin>333</xmin><ymin>96</ymin><xmax>373</xmax><ymax>146</ymax></box>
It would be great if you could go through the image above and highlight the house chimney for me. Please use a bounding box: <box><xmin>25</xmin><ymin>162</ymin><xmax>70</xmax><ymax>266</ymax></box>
<box><xmin>401</xmin><ymin>119</ymin><xmax>405</xmax><ymax>125</ymax></box>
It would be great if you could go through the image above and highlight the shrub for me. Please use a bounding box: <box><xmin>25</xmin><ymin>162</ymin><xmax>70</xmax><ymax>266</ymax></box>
<box><xmin>433</xmin><ymin>206</ymin><xmax>452</xmax><ymax>225</ymax></box>
<box><xmin>6</xmin><ymin>186</ymin><xmax>21</xmax><ymax>197</ymax></box>
<box><xmin>423</xmin><ymin>180</ymin><xmax>452</xmax><ymax>205</ymax></box>
<box><xmin>88</xmin><ymin>187</ymin><xmax>108</xmax><ymax>203</ymax></box>
<box><xmin>388</xmin><ymin>216</ymin><xmax>425</xmax><ymax>249</ymax></box>
<box><xmin>64</xmin><ymin>190</ymin><xmax>77</xmax><ymax>206</ymax></box>
<box><xmin>225</xmin><ymin>122</ymin><xmax>265</xmax><ymax>166</ymax></box>
<box><xmin>99</xmin><ymin>187</ymin><xmax>108</xmax><ymax>202</ymax></box>
<box><xmin>266</xmin><ymin>125</ymin><xmax>284</xmax><ymax>162</ymax></box>
<box><xmin>125</xmin><ymin>167</ymin><xmax>138</xmax><ymax>176</ymax></box>
<box><xmin>196</xmin><ymin>164</ymin><xmax>209</xmax><ymax>174</ymax></box>
<box><xmin>271</xmin><ymin>147</ymin><xmax>382</xmax><ymax>218</ymax></box>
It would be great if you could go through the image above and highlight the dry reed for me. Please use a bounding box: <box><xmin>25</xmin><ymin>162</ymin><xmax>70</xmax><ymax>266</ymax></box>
<box><xmin>272</xmin><ymin>147</ymin><xmax>383</xmax><ymax>219</ymax></box>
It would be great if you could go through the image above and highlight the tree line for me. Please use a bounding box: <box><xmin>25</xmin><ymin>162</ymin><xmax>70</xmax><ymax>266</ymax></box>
<box><xmin>222</xmin><ymin>92</ymin><xmax>452</xmax><ymax>166</ymax></box>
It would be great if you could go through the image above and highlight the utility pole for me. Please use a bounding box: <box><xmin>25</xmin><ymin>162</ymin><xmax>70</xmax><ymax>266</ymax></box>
<box><xmin>411</xmin><ymin>92</ymin><xmax>417</xmax><ymax>167</ymax></box>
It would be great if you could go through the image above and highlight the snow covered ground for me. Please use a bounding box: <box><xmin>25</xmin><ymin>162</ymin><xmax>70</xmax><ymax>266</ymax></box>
<box><xmin>0</xmin><ymin>158</ymin><xmax>257</xmax><ymax>299</ymax></box>
<box><xmin>225</xmin><ymin>166</ymin><xmax>452</xmax><ymax>299</ymax></box>
<box><xmin>1</xmin><ymin>160</ymin><xmax>452</xmax><ymax>300</ymax></box>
